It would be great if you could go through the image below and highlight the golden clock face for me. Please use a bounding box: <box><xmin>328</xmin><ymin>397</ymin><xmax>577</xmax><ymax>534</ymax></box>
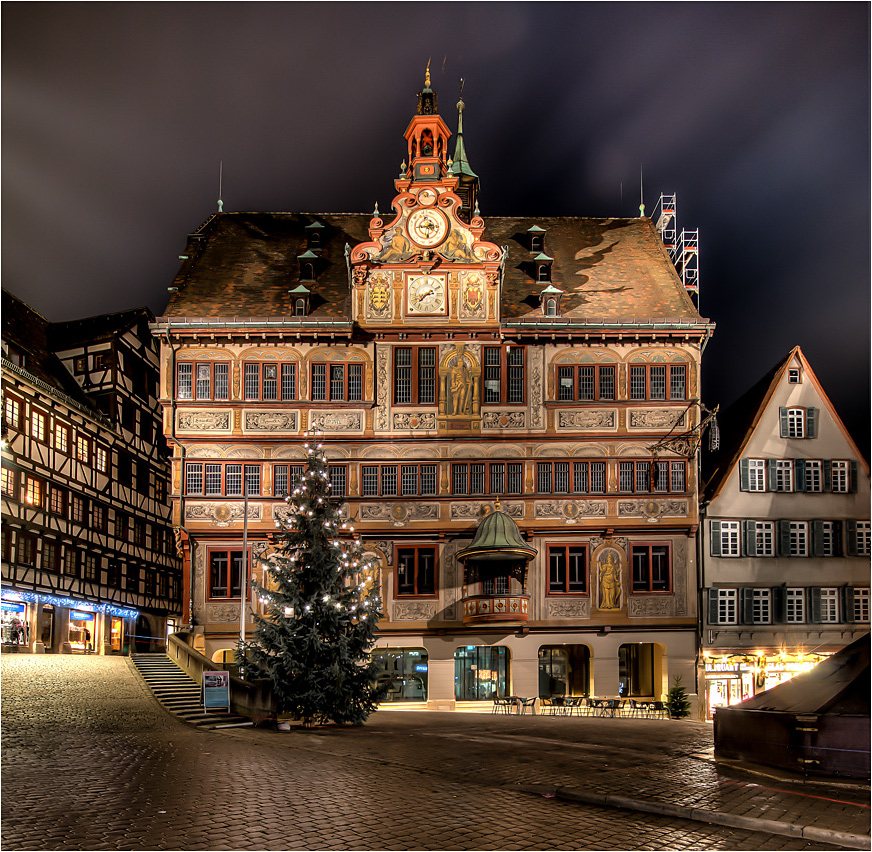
<box><xmin>407</xmin><ymin>275</ymin><xmax>446</xmax><ymax>314</ymax></box>
<box><xmin>407</xmin><ymin>208</ymin><xmax>448</xmax><ymax>248</ymax></box>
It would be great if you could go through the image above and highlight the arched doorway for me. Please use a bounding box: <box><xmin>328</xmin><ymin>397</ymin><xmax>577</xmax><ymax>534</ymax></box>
<box><xmin>538</xmin><ymin>644</ymin><xmax>591</xmax><ymax>698</ymax></box>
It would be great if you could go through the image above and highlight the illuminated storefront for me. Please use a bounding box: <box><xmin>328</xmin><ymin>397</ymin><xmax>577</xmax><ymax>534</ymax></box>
<box><xmin>0</xmin><ymin>589</ymin><xmax>137</xmax><ymax>654</ymax></box>
<box><xmin>703</xmin><ymin>650</ymin><xmax>826</xmax><ymax>720</ymax></box>
<box><xmin>454</xmin><ymin>645</ymin><xmax>510</xmax><ymax>701</ymax></box>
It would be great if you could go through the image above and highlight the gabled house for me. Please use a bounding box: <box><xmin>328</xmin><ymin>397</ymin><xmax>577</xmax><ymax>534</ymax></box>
<box><xmin>700</xmin><ymin>346</ymin><xmax>870</xmax><ymax>719</ymax></box>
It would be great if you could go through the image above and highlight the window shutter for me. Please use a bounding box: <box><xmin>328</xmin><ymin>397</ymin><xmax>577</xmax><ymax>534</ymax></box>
<box><xmin>779</xmin><ymin>407</ymin><xmax>789</xmax><ymax>438</ymax></box>
<box><xmin>809</xmin><ymin>588</ymin><xmax>822</xmax><ymax>623</ymax></box>
<box><xmin>742</xmin><ymin>521</ymin><xmax>756</xmax><ymax>557</ymax></box>
<box><xmin>842</xmin><ymin>587</ymin><xmax>856</xmax><ymax>623</ymax></box>
<box><xmin>811</xmin><ymin>520</ymin><xmax>825</xmax><ymax>557</ymax></box>
<box><xmin>739</xmin><ymin>459</ymin><xmax>750</xmax><ymax>492</ymax></box>
<box><xmin>772</xmin><ymin>587</ymin><xmax>786</xmax><ymax>623</ymax></box>
<box><xmin>794</xmin><ymin>459</ymin><xmax>806</xmax><ymax>492</ymax></box>
<box><xmin>846</xmin><ymin>520</ymin><xmax>859</xmax><ymax>557</ymax></box>
<box><xmin>806</xmin><ymin>407</ymin><xmax>817</xmax><ymax>438</ymax></box>
<box><xmin>710</xmin><ymin>521</ymin><xmax>722</xmax><ymax>557</ymax></box>
<box><xmin>766</xmin><ymin>459</ymin><xmax>778</xmax><ymax>491</ymax></box>
<box><xmin>850</xmin><ymin>460</ymin><xmax>858</xmax><ymax>493</ymax></box>
<box><xmin>822</xmin><ymin>460</ymin><xmax>832</xmax><ymax>492</ymax></box>
<box><xmin>707</xmin><ymin>589</ymin><xmax>720</xmax><ymax>625</ymax></box>
<box><xmin>776</xmin><ymin>520</ymin><xmax>792</xmax><ymax>556</ymax></box>
<box><xmin>833</xmin><ymin>521</ymin><xmax>843</xmax><ymax>556</ymax></box>
<box><xmin>740</xmin><ymin>588</ymin><xmax>755</xmax><ymax>624</ymax></box>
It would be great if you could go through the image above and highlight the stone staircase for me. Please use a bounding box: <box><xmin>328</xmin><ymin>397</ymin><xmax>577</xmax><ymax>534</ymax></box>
<box><xmin>130</xmin><ymin>653</ymin><xmax>253</xmax><ymax>729</ymax></box>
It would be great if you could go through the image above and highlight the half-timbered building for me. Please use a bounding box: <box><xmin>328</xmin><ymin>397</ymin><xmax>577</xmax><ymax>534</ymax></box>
<box><xmin>152</xmin><ymin>72</ymin><xmax>715</xmax><ymax>711</ymax></box>
<box><xmin>1</xmin><ymin>290</ymin><xmax>181</xmax><ymax>653</ymax></box>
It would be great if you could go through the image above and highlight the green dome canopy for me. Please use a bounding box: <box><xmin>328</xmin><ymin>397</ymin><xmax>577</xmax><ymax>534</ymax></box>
<box><xmin>456</xmin><ymin>510</ymin><xmax>537</xmax><ymax>563</ymax></box>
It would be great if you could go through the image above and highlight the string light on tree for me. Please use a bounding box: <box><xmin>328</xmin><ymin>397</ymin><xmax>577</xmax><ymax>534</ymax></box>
<box><xmin>237</xmin><ymin>434</ymin><xmax>386</xmax><ymax>727</ymax></box>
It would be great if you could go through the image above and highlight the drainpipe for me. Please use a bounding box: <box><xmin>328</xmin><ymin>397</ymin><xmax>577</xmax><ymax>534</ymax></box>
<box><xmin>165</xmin><ymin>331</ymin><xmax>192</xmax><ymax>628</ymax></box>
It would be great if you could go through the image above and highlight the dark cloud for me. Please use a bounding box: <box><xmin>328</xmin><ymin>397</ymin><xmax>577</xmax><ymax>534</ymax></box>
<box><xmin>2</xmin><ymin>2</ymin><xmax>868</xmax><ymax>452</ymax></box>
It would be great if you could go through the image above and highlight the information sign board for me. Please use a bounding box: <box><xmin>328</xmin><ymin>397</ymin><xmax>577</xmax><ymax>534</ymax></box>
<box><xmin>203</xmin><ymin>671</ymin><xmax>230</xmax><ymax>712</ymax></box>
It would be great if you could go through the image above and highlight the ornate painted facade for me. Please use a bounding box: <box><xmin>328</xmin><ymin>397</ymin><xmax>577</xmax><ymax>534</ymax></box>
<box><xmin>152</xmin><ymin>73</ymin><xmax>715</xmax><ymax>710</ymax></box>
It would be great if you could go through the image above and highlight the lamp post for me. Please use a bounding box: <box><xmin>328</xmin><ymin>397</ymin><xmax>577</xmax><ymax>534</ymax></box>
<box><xmin>240</xmin><ymin>484</ymin><xmax>249</xmax><ymax>650</ymax></box>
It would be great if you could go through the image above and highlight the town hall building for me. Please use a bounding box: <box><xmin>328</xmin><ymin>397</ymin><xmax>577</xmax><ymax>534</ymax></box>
<box><xmin>151</xmin><ymin>71</ymin><xmax>715</xmax><ymax>712</ymax></box>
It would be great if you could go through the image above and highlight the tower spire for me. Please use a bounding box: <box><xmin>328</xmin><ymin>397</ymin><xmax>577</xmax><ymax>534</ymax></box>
<box><xmin>450</xmin><ymin>79</ymin><xmax>479</xmax><ymax>222</ymax></box>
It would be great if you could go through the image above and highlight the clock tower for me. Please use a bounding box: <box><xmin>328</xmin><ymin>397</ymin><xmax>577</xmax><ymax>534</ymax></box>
<box><xmin>349</xmin><ymin>67</ymin><xmax>503</xmax><ymax>332</ymax></box>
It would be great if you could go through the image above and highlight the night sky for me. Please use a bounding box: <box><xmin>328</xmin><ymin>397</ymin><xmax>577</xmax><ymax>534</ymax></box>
<box><xmin>3</xmin><ymin>3</ymin><xmax>869</xmax><ymax>454</ymax></box>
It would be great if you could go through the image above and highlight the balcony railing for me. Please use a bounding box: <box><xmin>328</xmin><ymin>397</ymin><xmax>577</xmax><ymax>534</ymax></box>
<box><xmin>461</xmin><ymin>593</ymin><xmax>529</xmax><ymax>626</ymax></box>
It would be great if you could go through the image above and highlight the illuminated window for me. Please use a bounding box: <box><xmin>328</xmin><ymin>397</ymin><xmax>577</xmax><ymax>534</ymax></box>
<box><xmin>30</xmin><ymin>409</ymin><xmax>47</xmax><ymax>442</ymax></box>
<box><xmin>54</xmin><ymin>423</ymin><xmax>70</xmax><ymax>454</ymax></box>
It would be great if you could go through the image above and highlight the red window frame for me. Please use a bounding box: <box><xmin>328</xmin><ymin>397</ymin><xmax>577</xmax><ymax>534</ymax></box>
<box><xmin>393</xmin><ymin>347</ymin><xmax>438</xmax><ymax>406</ymax></box>
<box><xmin>75</xmin><ymin>433</ymin><xmax>92</xmax><ymax>465</ymax></box>
<box><xmin>555</xmin><ymin>364</ymin><xmax>616</xmax><ymax>401</ymax></box>
<box><xmin>24</xmin><ymin>475</ymin><xmax>43</xmax><ymax>508</ymax></box>
<box><xmin>482</xmin><ymin>346</ymin><xmax>526</xmax><ymax>405</ymax></box>
<box><xmin>3</xmin><ymin>393</ymin><xmax>23</xmax><ymax>432</ymax></box>
<box><xmin>630</xmin><ymin>542</ymin><xmax>672</xmax><ymax>594</ymax></box>
<box><xmin>53</xmin><ymin>422</ymin><xmax>71</xmax><ymax>455</ymax></box>
<box><xmin>1</xmin><ymin>467</ymin><xmax>17</xmax><ymax>498</ymax></box>
<box><xmin>30</xmin><ymin>408</ymin><xmax>47</xmax><ymax>443</ymax></box>
<box><xmin>206</xmin><ymin>546</ymin><xmax>253</xmax><ymax>601</ymax></box>
<box><xmin>546</xmin><ymin>544</ymin><xmax>589</xmax><ymax>595</ymax></box>
<box><xmin>394</xmin><ymin>545</ymin><xmax>438</xmax><ymax>598</ymax></box>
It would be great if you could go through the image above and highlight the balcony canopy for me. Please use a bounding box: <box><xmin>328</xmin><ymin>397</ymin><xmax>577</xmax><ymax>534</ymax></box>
<box><xmin>456</xmin><ymin>509</ymin><xmax>537</xmax><ymax>564</ymax></box>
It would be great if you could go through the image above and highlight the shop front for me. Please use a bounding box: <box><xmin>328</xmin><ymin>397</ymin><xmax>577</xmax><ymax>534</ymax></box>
<box><xmin>69</xmin><ymin>611</ymin><xmax>96</xmax><ymax>653</ymax></box>
<box><xmin>703</xmin><ymin>650</ymin><xmax>826</xmax><ymax>720</ymax></box>
<box><xmin>1</xmin><ymin>600</ymin><xmax>27</xmax><ymax>645</ymax></box>
<box><xmin>0</xmin><ymin>588</ymin><xmax>138</xmax><ymax>654</ymax></box>
<box><xmin>372</xmin><ymin>647</ymin><xmax>428</xmax><ymax>702</ymax></box>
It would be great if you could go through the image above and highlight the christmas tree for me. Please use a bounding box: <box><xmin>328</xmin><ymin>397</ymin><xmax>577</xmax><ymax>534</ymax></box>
<box><xmin>238</xmin><ymin>436</ymin><xmax>387</xmax><ymax>726</ymax></box>
<box><xmin>666</xmin><ymin>674</ymin><xmax>692</xmax><ymax>719</ymax></box>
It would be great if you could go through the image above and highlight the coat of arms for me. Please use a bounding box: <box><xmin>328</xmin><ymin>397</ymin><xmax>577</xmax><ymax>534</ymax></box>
<box><xmin>463</xmin><ymin>272</ymin><xmax>484</xmax><ymax>312</ymax></box>
<box><xmin>368</xmin><ymin>272</ymin><xmax>391</xmax><ymax>313</ymax></box>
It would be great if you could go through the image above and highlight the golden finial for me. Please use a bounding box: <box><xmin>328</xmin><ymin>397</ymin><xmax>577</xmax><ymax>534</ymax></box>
<box><xmin>425</xmin><ymin>58</ymin><xmax>431</xmax><ymax>88</ymax></box>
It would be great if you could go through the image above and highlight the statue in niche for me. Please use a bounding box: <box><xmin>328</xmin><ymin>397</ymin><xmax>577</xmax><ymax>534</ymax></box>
<box><xmin>598</xmin><ymin>551</ymin><xmax>621</xmax><ymax>611</ymax></box>
<box><xmin>439</xmin><ymin>343</ymin><xmax>480</xmax><ymax>420</ymax></box>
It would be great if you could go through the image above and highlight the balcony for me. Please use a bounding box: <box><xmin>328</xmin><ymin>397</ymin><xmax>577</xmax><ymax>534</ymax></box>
<box><xmin>461</xmin><ymin>593</ymin><xmax>530</xmax><ymax>626</ymax></box>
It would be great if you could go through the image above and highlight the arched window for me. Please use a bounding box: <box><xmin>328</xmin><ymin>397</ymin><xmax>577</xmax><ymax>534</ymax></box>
<box><xmin>295</xmin><ymin>300</ymin><xmax>306</xmax><ymax>316</ymax></box>
<box><xmin>531</xmin><ymin>235</ymin><xmax>542</xmax><ymax>252</ymax></box>
<box><xmin>302</xmin><ymin>263</ymin><xmax>314</xmax><ymax>281</ymax></box>
<box><xmin>308</xmin><ymin>232</ymin><xmax>321</xmax><ymax>249</ymax></box>
<box><xmin>545</xmin><ymin>299</ymin><xmax>557</xmax><ymax>316</ymax></box>
<box><xmin>538</xmin><ymin>265</ymin><xmax>550</xmax><ymax>282</ymax></box>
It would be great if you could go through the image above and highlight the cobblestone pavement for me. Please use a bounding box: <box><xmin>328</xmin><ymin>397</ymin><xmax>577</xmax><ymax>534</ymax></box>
<box><xmin>2</xmin><ymin>655</ymin><xmax>868</xmax><ymax>851</ymax></box>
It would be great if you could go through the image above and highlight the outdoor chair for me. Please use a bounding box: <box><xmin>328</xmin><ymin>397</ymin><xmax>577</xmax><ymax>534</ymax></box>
<box><xmin>492</xmin><ymin>697</ymin><xmax>513</xmax><ymax>714</ymax></box>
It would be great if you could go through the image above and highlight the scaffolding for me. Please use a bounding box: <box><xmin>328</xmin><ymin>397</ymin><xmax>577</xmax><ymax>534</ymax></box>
<box><xmin>653</xmin><ymin>193</ymin><xmax>699</xmax><ymax>302</ymax></box>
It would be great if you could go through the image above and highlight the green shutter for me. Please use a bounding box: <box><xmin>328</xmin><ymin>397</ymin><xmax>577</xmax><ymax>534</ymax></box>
<box><xmin>743</xmin><ymin>521</ymin><xmax>756</xmax><ymax>557</ymax></box>
<box><xmin>772</xmin><ymin>587</ymin><xmax>786</xmax><ymax>623</ymax></box>
<box><xmin>767</xmin><ymin>459</ymin><xmax>778</xmax><ymax>491</ymax></box>
<box><xmin>779</xmin><ymin>407</ymin><xmax>789</xmax><ymax>437</ymax></box>
<box><xmin>842</xmin><ymin>588</ymin><xmax>856</xmax><ymax>623</ymax></box>
<box><xmin>707</xmin><ymin>589</ymin><xmax>720</xmax><ymax>625</ymax></box>
<box><xmin>811</xmin><ymin>520</ymin><xmax>825</xmax><ymax>557</ymax></box>
<box><xmin>846</xmin><ymin>520</ymin><xmax>859</xmax><ymax>557</ymax></box>
<box><xmin>809</xmin><ymin>588</ymin><xmax>822</xmax><ymax>623</ymax></box>
<box><xmin>710</xmin><ymin>521</ymin><xmax>722</xmax><ymax>556</ymax></box>
<box><xmin>794</xmin><ymin>459</ymin><xmax>806</xmax><ymax>492</ymax></box>
<box><xmin>739</xmin><ymin>459</ymin><xmax>750</xmax><ymax>492</ymax></box>
<box><xmin>777</xmin><ymin>520</ymin><xmax>792</xmax><ymax>556</ymax></box>
<box><xmin>740</xmin><ymin>588</ymin><xmax>755</xmax><ymax>624</ymax></box>
<box><xmin>850</xmin><ymin>460</ymin><xmax>858</xmax><ymax>493</ymax></box>
<box><xmin>806</xmin><ymin>407</ymin><xmax>817</xmax><ymax>438</ymax></box>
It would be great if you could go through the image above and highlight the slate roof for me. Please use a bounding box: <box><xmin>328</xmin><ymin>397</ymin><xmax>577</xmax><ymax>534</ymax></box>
<box><xmin>158</xmin><ymin>212</ymin><xmax>707</xmax><ymax>326</ymax></box>
<box><xmin>1</xmin><ymin>289</ymin><xmax>88</xmax><ymax>405</ymax></box>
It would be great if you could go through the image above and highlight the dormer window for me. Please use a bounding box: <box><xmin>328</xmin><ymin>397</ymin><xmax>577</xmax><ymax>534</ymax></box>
<box><xmin>289</xmin><ymin>285</ymin><xmax>310</xmax><ymax>317</ymax></box>
<box><xmin>533</xmin><ymin>252</ymin><xmax>553</xmax><ymax>283</ymax></box>
<box><xmin>527</xmin><ymin>225</ymin><xmax>546</xmax><ymax>253</ymax></box>
<box><xmin>539</xmin><ymin>285</ymin><xmax>564</xmax><ymax>317</ymax></box>
<box><xmin>305</xmin><ymin>221</ymin><xmax>324</xmax><ymax>250</ymax></box>
<box><xmin>298</xmin><ymin>249</ymin><xmax>318</xmax><ymax>281</ymax></box>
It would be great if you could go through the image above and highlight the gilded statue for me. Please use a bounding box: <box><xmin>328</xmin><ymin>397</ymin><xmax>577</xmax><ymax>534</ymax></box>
<box><xmin>598</xmin><ymin>551</ymin><xmax>621</xmax><ymax>610</ymax></box>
